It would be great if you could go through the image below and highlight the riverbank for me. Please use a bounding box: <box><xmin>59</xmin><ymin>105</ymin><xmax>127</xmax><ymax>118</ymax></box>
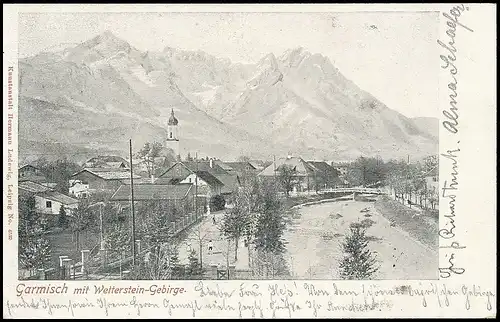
<box><xmin>283</xmin><ymin>198</ymin><xmax>439</xmax><ymax>280</ymax></box>
<box><xmin>284</xmin><ymin>191</ymin><xmax>353</xmax><ymax>209</ymax></box>
<box><xmin>374</xmin><ymin>195</ymin><xmax>439</xmax><ymax>250</ymax></box>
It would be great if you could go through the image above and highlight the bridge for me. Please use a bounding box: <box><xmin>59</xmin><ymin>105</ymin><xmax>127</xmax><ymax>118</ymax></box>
<box><xmin>318</xmin><ymin>187</ymin><xmax>387</xmax><ymax>195</ymax></box>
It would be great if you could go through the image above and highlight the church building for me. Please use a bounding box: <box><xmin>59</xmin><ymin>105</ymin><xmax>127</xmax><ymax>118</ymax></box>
<box><xmin>166</xmin><ymin>109</ymin><xmax>180</xmax><ymax>157</ymax></box>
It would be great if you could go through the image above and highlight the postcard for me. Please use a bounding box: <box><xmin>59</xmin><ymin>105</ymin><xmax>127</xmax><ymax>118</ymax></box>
<box><xmin>3</xmin><ymin>3</ymin><xmax>496</xmax><ymax>318</ymax></box>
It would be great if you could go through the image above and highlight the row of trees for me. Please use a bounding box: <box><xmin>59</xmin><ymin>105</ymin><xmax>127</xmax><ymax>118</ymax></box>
<box><xmin>221</xmin><ymin>177</ymin><xmax>290</xmax><ymax>278</ymax></box>
<box><xmin>338</xmin><ymin>155</ymin><xmax>439</xmax><ymax>210</ymax></box>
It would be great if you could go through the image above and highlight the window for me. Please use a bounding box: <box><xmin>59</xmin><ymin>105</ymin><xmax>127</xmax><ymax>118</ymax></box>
<box><xmin>189</xmin><ymin>178</ymin><xmax>192</xmax><ymax>183</ymax></box>
<box><xmin>433</xmin><ymin>176</ymin><xmax>438</xmax><ymax>182</ymax></box>
<box><xmin>46</xmin><ymin>201</ymin><xmax>52</xmax><ymax>208</ymax></box>
<box><xmin>170</xmin><ymin>132</ymin><xmax>173</xmax><ymax>139</ymax></box>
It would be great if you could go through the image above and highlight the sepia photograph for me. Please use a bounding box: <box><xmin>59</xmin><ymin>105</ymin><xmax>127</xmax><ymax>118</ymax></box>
<box><xmin>17</xmin><ymin>11</ymin><xmax>440</xmax><ymax>282</ymax></box>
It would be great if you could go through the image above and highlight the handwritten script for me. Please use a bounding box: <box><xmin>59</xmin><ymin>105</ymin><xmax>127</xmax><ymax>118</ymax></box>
<box><xmin>4</xmin><ymin>282</ymin><xmax>495</xmax><ymax>318</ymax></box>
<box><xmin>438</xmin><ymin>4</ymin><xmax>474</xmax><ymax>134</ymax></box>
<box><xmin>437</xmin><ymin>3</ymin><xmax>473</xmax><ymax>279</ymax></box>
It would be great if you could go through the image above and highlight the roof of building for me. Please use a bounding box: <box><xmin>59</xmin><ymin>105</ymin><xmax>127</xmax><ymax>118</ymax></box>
<box><xmin>258</xmin><ymin>156</ymin><xmax>315</xmax><ymax>177</ymax></box>
<box><xmin>168</xmin><ymin>109</ymin><xmax>179</xmax><ymax>126</ymax></box>
<box><xmin>72</xmin><ymin>168</ymin><xmax>142</xmax><ymax>180</ymax></box>
<box><xmin>223</xmin><ymin>162</ymin><xmax>257</xmax><ymax>172</ymax></box>
<box><xmin>194</xmin><ymin>171</ymin><xmax>224</xmax><ymax>187</ymax></box>
<box><xmin>159</xmin><ymin>161</ymin><xmax>240</xmax><ymax>194</ymax></box>
<box><xmin>152</xmin><ymin>177</ymin><xmax>179</xmax><ymax>185</ymax></box>
<box><xmin>110</xmin><ymin>184</ymin><xmax>192</xmax><ymax>201</ymax></box>
<box><xmin>307</xmin><ymin>161</ymin><xmax>340</xmax><ymax>176</ymax></box>
<box><xmin>183</xmin><ymin>161</ymin><xmax>228</xmax><ymax>175</ymax></box>
<box><xmin>38</xmin><ymin>190</ymin><xmax>79</xmax><ymax>205</ymax></box>
<box><xmin>422</xmin><ymin>165</ymin><xmax>439</xmax><ymax>178</ymax></box>
<box><xmin>214</xmin><ymin>161</ymin><xmax>234</xmax><ymax>171</ymax></box>
<box><xmin>217</xmin><ymin>174</ymin><xmax>240</xmax><ymax>194</ymax></box>
<box><xmin>18</xmin><ymin>174</ymin><xmax>49</xmax><ymax>183</ymax></box>
<box><xmin>19</xmin><ymin>164</ymin><xmax>40</xmax><ymax>171</ymax></box>
<box><xmin>18</xmin><ymin>181</ymin><xmax>53</xmax><ymax>193</ymax></box>
<box><xmin>84</xmin><ymin>156</ymin><xmax>130</xmax><ymax>168</ymax></box>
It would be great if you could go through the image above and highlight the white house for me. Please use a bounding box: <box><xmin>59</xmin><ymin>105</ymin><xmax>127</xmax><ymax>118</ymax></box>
<box><xmin>69</xmin><ymin>179</ymin><xmax>90</xmax><ymax>198</ymax></box>
<box><xmin>19</xmin><ymin>181</ymin><xmax>79</xmax><ymax>216</ymax></box>
<box><xmin>35</xmin><ymin>191</ymin><xmax>79</xmax><ymax>216</ymax></box>
<box><xmin>178</xmin><ymin>171</ymin><xmax>223</xmax><ymax>196</ymax></box>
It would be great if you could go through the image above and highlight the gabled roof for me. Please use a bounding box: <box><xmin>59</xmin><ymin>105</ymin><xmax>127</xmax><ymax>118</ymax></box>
<box><xmin>159</xmin><ymin>161</ymin><xmax>239</xmax><ymax>194</ymax></box>
<box><xmin>307</xmin><ymin>161</ymin><xmax>340</xmax><ymax>176</ymax></box>
<box><xmin>72</xmin><ymin>168</ymin><xmax>142</xmax><ymax>181</ymax></box>
<box><xmin>223</xmin><ymin>162</ymin><xmax>257</xmax><ymax>172</ymax></box>
<box><xmin>38</xmin><ymin>191</ymin><xmax>79</xmax><ymax>205</ymax></box>
<box><xmin>84</xmin><ymin>156</ymin><xmax>130</xmax><ymax>168</ymax></box>
<box><xmin>18</xmin><ymin>181</ymin><xmax>53</xmax><ymax>193</ymax></box>
<box><xmin>422</xmin><ymin>165</ymin><xmax>438</xmax><ymax>178</ymax></box>
<box><xmin>194</xmin><ymin>171</ymin><xmax>224</xmax><ymax>187</ymax></box>
<box><xmin>110</xmin><ymin>184</ymin><xmax>192</xmax><ymax>201</ymax></box>
<box><xmin>19</xmin><ymin>164</ymin><xmax>40</xmax><ymax>171</ymax></box>
<box><xmin>217</xmin><ymin>174</ymin><xmax>240</xmax><ymax>194</ymax></box>
<box><xmin>18</xmin><ymin>174</ymin><xmax>48</xmax><ymax>183</ymax></box>
<box><xmin>258</xmin><ymin>156</ymin><xmax>315</xmax><ymax>177</ymax></box>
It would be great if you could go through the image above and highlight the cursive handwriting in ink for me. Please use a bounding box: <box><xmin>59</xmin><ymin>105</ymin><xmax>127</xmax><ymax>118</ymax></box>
<box><xmin>439</xmin><ymin>147</ymin><xmax>460</xmax><ymax>240</ymax></box>
<box><xmin>194</xmin><ymin>281</ymin><xmax>235</xmax><ymax>299</ymax></box>
<box><xmin>439</xmin><ymin>253</ymin><xmax>465</xmax><ymax>278</ymax></box>
<box><xmin>438</xmin><ymin>4</ymin><xmax>474</xmax><ymax>134</ymax></box>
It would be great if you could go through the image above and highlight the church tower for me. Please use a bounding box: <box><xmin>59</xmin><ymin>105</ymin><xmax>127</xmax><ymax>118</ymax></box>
<box><xmin>166</xmin><ymin>109</ymin><xmax>180</xmax><ymax>156</ymax></box>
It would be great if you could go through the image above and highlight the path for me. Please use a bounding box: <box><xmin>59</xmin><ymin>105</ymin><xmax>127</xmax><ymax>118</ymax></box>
<box><xmin>177</xmin><ymin>210</ymin><xmax>249</xmax><ymax>271</ymax></box>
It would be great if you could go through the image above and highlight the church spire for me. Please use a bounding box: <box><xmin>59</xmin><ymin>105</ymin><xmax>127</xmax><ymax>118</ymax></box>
<box><xmin>168</xmin><ymin>108</ymin><xmax>178</xmax><ymax>126</ymax></box>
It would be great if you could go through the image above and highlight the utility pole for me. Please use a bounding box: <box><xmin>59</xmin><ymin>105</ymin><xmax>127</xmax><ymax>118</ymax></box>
<box><xmin>195</xmin><ymin>152</ymin><xmax>198</xmax><ymax>219</ymax></box>
<box><xmin>129</xmin><ymin>139</ymin><xmax>137</xmax><ymax>267</ymax></box>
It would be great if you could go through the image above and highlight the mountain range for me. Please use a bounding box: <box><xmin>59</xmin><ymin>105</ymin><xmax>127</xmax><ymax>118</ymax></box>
<box><xmin>18</xmin><ymin>31</ymin><xmax>438</xmax><ymax>164</ymax></box>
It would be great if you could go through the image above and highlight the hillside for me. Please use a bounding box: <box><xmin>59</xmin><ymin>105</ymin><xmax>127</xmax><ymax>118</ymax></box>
<box><xmin>18</xmin><ymin>31</ymin><xmax>438</xmax><ymax>162</ymax></box>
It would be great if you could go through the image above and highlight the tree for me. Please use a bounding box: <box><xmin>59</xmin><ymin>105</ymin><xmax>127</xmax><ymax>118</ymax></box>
<box><xmin>34</xmin><ymin>157</ymin><xmax>81</xmax><ymax>194</ymax></box>
<box><xmin>104</xmin><ymin>222</ymin><xmax>132</xmax><ymax>259</ymax></box>
<box><xmin>221</xmin><ymin>192</ymin><xmax>251</xmax><ymax>261</ymax></box>
<box><xmin>58</xmin><ymin>205</ymin><xmax>69</xmax><ymax>229</ymax></box>
<box><xmin>18</xmin><ymin>195</ymin><xmax>52</xmax><ymax>276</ymax></box>
<box><xmin>185</xmin><ymin>152</ymin><xmax>194</xmax><ymax>161</ymax></box>
<box><xmin>277</xmin><ymin>164</ymin><xmax>297</xmax><ymax>197</ymax></box>
<box><xmin>70</xmin><ymin>199</ymin><xmax>97</xmax><ymax>251</ymax></box>
<box><xmin>253</xmin><ymin>180</ymin><xmax>287</xmax><ymax>255</ymax></box>
<box><xmin>339</xmin><ymin>226</ymin><xmax>379</xmax><ymax>280</ymax></box>
<box><xmin>186</xmin><ymin>250</ymin><xmax>204</xmax><ymax>279</ymax></box>
<box><xmin>136</xmin><ymin>142</ymin><xmax>164</xmax><ymax>177</ymax></box>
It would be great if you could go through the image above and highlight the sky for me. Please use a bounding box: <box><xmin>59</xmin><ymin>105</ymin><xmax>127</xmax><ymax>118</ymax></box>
<box><xmin>18</xmin><ymin>11</ymin><xmax>440</xmax><ymax>118</ymax></box>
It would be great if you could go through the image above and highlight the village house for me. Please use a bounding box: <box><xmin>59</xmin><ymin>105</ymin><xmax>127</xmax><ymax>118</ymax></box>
<box><xmin>306</xmin><ymin>161</ymin><xmax>342</xmax><ymax>190</ymax></box>
<box><xmin>18</xmin><ymin>164</ymin><xmax>48</xmax><ymax>183</ymax></box>
<box><xmin>258</xmin><ymin>156</ymin><xmax>342</xmax><ymax>192</ymax></box>
<box><xmin>218</xmin><ymin>161</ymin><xmax>257</xmax><ymax>178</ymax></box>
<box><xmin>258</xmin><ymin>156</ymin><xmax>317</xmax><ymax>192</ymax></box>
<box><xmin>109</xmin><ymin>183</ymin><xmax>206</xmax><ymax>232</ymax></box>
<box><xmin>330</xmin><ymin>161</ymin><xmax>352</xmax><ymax>187</ymax></box>
<box><xmin>423</xmin><ymin>165</ymin><xmax>439</xmax><ymax>192</ymax></box>
<box><xmin>69</xmin><ymin>168</ymin><xmax>142</xmax><ymax>196</ymax></box>
<box><xmin>19</xmin><ymin>181</ymin><xmax>79</xmax><ymax>216</ymax></box>
<box><xmin>83</xmin><ymin>156</ymin><xmax>129</xmax><ymax>169</ymax></box>
<box><xmin>158</xmin><ymin>159</ymin><xmax>239</xmax><ymax>197</ymax></box>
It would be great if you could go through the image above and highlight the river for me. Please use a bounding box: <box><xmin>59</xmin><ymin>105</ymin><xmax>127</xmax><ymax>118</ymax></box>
<box><xmin>284</xmin><ymin>198</ymin><xmax>439</xmax><ymax>280</ymax></box>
